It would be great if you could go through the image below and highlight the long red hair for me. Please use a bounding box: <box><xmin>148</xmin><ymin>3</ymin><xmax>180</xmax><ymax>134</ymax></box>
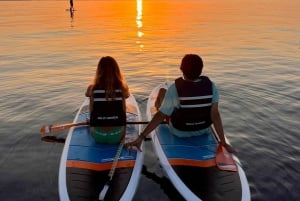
<box><xmin>92</xmin><ymin>56</ymin><xmax>128</xmax><ymax>99</ymax></box>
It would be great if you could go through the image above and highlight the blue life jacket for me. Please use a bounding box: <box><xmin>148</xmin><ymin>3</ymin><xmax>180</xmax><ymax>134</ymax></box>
<box><xmin>90</xmin><ymin>89</ymin><xmax>126</xmax><ymax>127</ymax></box>
<box><xmin>171</xmin><ymin>76</ymin><xmax>213</xmax><ymax>131</ymax></box>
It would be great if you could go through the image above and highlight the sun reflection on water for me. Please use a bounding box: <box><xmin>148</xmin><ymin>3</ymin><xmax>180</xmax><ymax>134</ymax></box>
<box><xmin>136</xmin><ymin>0</ymin><xmax>144</xmax><ymax>51</ymax></box>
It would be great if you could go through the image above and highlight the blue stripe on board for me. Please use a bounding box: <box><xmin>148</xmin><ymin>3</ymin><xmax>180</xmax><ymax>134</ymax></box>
<box><xmin>156</xmin><ymin>125</ymin><xmax>218</xmax><ymax>160</ymax></box>
<box><xmin>67</xmin><ymin>125</ymin><xmax>137</xmax><ymax>163</ymax></box>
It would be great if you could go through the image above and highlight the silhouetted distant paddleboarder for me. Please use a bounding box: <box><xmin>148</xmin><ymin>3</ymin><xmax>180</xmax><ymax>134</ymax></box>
<box><xmin>70</xmin><ymin>0</ymin><xmax>74</xmax><ymax>10</ymax></box>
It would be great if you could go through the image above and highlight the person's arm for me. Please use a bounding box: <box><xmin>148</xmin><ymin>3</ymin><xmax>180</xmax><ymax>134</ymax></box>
<box><xmin>123</xmin><ymin>84</ymin><xmax>130</xmax><ymax>99</ymax></box>
<box><xmin>211</xmin><ymin>103</ymin><xmax>237</xmax><ymax>154</ymax></box>
<box><xmin>125</xmin><ymin>111</ymin><xmax>166</xmax><ymax>151</ymax></box>
<box><xmin>85</xmin><ymin>84</ymin><xmax>94</xmax><ymax>114</ymax></box>
<box><xmin>211</xmin><ymin>103</ymin><xmax>225</xmax><ymax>144</ymax></box>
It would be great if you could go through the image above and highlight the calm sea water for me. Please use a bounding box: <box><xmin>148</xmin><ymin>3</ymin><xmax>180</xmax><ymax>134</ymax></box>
<box><xmin>0</xmin><ymin>0</ymin><xmax>299</xmax><ymax>200</ymax></box>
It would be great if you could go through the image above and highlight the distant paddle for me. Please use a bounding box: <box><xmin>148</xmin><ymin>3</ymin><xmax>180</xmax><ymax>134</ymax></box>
<box><xmin>216</xmin><ymin>143</ymin><xmax>238</xmax><ymax>172</ymax></box>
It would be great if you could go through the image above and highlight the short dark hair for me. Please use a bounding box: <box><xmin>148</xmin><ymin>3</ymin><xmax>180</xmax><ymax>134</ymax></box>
<box><xmin>180</xmin><ymin>54</ymin><xmax>203</xmax><ymax>80</ymax></box>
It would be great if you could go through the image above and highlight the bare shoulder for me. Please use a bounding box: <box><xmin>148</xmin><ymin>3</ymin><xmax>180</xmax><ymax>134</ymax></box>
<box><xmin>122</xmin><ymin>84</ymin><xmax>130</xmax><ymax>98</ymax></box>
<box><xmin>85</xmin><ymin>84</ymin><xmax>94</xmax><ymax>97</ymax></box>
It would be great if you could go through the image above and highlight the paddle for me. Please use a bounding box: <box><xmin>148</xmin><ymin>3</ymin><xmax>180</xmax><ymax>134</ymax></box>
<box><xmin>98</xmin><ymin>141</ymin><xmax>124</xmax><ymax>201</ymax></box>
<box><xmin>216</xmin><ymin>143</ymin><xmax>238</xmax><ymax>172</ymax></box>
<box><xmin>210</xmin><ymin>126</ymin><xmax>238</xmax><ymax>172</ymax></box>
<box><xmin>40</xmin><ymin>121</ymin><xmax>167</xmax><ymax>135</ymax></box>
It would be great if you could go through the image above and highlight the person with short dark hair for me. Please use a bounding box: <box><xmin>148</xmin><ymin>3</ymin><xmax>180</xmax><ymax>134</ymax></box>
<box><xmin>126</xmin><ymin>54</ymin><xmax>236</xmax><ymax>154</ymax></box>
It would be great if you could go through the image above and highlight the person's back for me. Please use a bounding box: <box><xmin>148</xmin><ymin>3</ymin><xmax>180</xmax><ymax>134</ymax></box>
<box><xmin>89</xmin><ymin>88</ymin><xmax>126</xmax><ymax>144</ymax></box>
<box><xmin>170</xmin><ymin>76</ymin><xmax>213</xmax><ymax>131</ymax></box>
<box><xmin>86</xmin><ymin>56</ymin><xmax>130</xmax><ymax>144</ymax></box>
<box><xmin>156</xmin><ymin>54</ymin><xmax>216</xmax><ymax>137</ymax></box>
<box><xmin>125</xmin><ymin>54</ymin><xmax>236</xmax><ymax>154</ymax></box>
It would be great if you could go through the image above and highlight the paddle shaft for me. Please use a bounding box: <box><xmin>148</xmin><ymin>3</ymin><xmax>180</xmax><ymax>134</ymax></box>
<box><xmin>40</xmin><ymin>121</ymin><xmax>167</xmax><ymax>135</ymax></box>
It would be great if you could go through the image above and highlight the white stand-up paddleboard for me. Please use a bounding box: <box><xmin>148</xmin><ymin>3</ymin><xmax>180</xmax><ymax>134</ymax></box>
<box><xmin>59</xmin><ymin>95</ymin><xmax>143</xmax><ymax>201</ymax></box>
<box><xmin>147</xmin><ymin>83</ymin><xmax>251</xmax><ymax>201</ymax></box>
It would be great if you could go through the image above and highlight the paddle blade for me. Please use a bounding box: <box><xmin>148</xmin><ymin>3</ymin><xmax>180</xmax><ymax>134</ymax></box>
<box><xmin>41</xmin><ymin>136</ymin><xmax>65</xmax><ymax>143</ymax></box>
<box><xmin>216</xmin><ymin>144</ymin><xmax>238</xmax><ymax>172</ymax></box>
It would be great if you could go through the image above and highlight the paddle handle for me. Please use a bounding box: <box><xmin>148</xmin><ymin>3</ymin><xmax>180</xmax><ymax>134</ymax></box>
<box><xmin>40</xmin><ymin>122</ymin><xmax>88</xmax><ymax>135</ymax></box>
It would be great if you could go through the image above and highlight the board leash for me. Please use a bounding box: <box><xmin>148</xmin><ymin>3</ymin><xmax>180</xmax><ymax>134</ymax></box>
<box><xmin>98</xmin><ymin>140</ymin><xmax>124</xmax><ymax>200</ymax></box>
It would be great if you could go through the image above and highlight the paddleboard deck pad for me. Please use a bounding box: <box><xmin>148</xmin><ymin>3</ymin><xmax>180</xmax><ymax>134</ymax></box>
<box><xmin>147</xmin><ymin>83</ymin><xmax>251</xmax><ymax>201</ymax></box>
<box><xmin>59</xmin><ymin>95</ymin><xmax>143</xmax><ymax>201</ymax></box>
